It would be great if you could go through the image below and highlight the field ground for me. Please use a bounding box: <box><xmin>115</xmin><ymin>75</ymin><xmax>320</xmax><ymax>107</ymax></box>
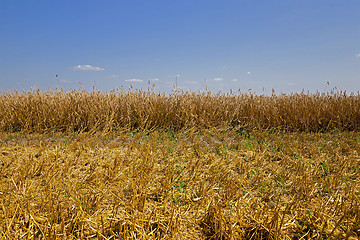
<box><xmin>0</xmin><ymin>129</ymin><xmax>359</xmax><ymax>239</ymax></box>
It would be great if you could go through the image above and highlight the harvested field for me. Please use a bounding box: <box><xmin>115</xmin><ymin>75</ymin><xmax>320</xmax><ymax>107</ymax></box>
<box><xmin>0</xmin><ymin>129</ymin><xmax>359</xmax><ymax>239</ymax></box>
<box><xmin>0</xmin><ymin>89</ymin><xmax>359</xmax><ymax>239</ymax></box>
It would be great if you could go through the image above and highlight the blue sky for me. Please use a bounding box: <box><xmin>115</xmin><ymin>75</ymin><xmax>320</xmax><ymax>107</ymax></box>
<box><xmin>1</xmin><ymin>0</ymin><xmax>360</xmax><ymax>94</ymax></box>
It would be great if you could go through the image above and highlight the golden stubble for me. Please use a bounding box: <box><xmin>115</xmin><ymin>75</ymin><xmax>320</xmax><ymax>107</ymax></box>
<box><xmin>0</xmin><ymin>129</ymin><xmax>359</xmax><ymax>239</ymax></box>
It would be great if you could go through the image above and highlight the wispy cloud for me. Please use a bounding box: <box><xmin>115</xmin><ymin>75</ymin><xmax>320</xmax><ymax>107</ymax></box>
<box><xmin>58</xmin><ymin>79</ymin><xmax>72</xmax><ymax>83</ymax></box>
<box><xmin>184</xmin><ymin>81</ymin><xmax>198</xmax><ymax>84</ymax></box>
<box><xmin>356</xmin><ymin>53</ymin><xmax>360</xmax><ymax>58</ymax></box>
<box><xmin>126</xmin><ymin>78</ymin><xmax>143</xmax><ymax>83</ymax></box>
<box><xmin>108</xmin><ymin>74</ymin><xmax>119</xmax><ymax>79</ymax></box>
<box><xmin>247</xmin><ymin>72</ymin><xmax>252</xmax><ymax>75</ymax></box>
<box><xmin>149</xmin><ymin>78</ymin><xmax>160</xmax><ymax>81</ymax></box>
<box><xmin>214</xmin><ymin>77</ymin><xmax>223</xmax><ymax>81</ymax></box>
<box><xmin>232</xmin><ymin>79</ymin><xmax>239</xmax><ymax>82</ymax></box>
<box><xmin>74</xmin><ymin>65</ymin><xmax>105</xmax><ymax>71</ymax></box>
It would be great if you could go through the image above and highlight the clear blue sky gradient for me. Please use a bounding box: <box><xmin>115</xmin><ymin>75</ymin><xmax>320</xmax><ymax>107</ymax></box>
<box><xmin>1</xmin><ymin>0</ymin><xmax>360</xmax><ymax>94</ymax></box>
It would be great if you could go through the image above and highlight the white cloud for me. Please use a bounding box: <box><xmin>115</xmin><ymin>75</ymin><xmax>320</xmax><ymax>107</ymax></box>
<box><xmin>168</xmin><ymin>74</ymin><xmax>181</xmax><ymax>79</ymax></box>
<box><xmin>214</xmin><ymin>77</ymin><xmax>223</xmax><ymax>81</ymax></box>
<box><xmin>184</xmin><ymin>81</ymin><xmax>198</xmax><ymax>84</ymax></box>
<box><xmin>108</xmin><ymin>74</ymin><xmax>119</xmax><ymax>79</ymax></box>
<box><xmin>222</xmin><ymin>65</ymin><xmax>227</xmax><ymax>69</ymax></box>
<box><xmin>232</xmin><ymin>79</ymin><xmax>239</xmax><ymax>82</ymax></box>
<box><xmin>126</xmin><ymin>78</ymin><xmax>143</xmax><ymax>83</ymax></box>
<box><xmin>58</xmin><ymin>79</ymin><xmax>72</xmax><ymax>83</ymax></box>
<box><xmin>149</xmin><ymin>78</ymin><xmax>160</xmax><ymax>81</ymax></box>
<box><xmin>74</xmin><ymin>65</ymin><xmax>105</xmax><ymax>71</ymax></box>
<box><xmin>356</xmin><ymin>53</ymin><xmax>360</xmax><ymax>58</ymax></box>
<box><xmin>247</xmin><ymin>72</ymin><xmax>252</xmax><ymax>75</ymax></box>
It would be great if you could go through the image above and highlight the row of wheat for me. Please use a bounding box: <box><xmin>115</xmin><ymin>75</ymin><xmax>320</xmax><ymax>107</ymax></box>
<box><xmin>0</xmin><ymin>88</ymin><xmax>359</xmax><ymax>132</ymax></box>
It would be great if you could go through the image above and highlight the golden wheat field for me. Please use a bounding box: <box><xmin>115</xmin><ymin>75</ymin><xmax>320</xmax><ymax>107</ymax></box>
<box><xmin>0</xmin><ymin>89</ymin><xmax>359</xmax><ymax>239</ymax></box>
<box><xmin>1</xmin><ymin>88</ymin><xmax>360</xmax><ymax>133</ymax></box>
